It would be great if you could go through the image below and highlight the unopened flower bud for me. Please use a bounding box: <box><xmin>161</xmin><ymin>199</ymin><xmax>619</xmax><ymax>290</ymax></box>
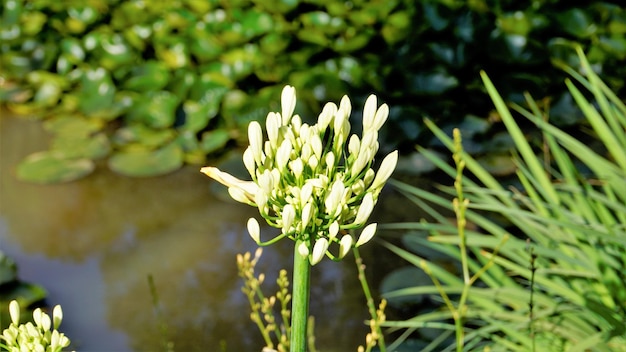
<box><xmin>247</xmin><ymin>218</ymin><xmax>261</xmax><ymax>243</ymax></box>
<box><xmin>329</xmin><ymin>221</ymin><xmax>339</xmax><ymax>240</ymax></box>
<box><xmin>243</xmin><ymin>147</ymin><xmax>255</xmax><ymax>177</ymax></box>
<box><xmin>311</xmin><ymin>238</ymin><xmax>329</xmax><ymax>265</ymax></box>
<box><xmin>281</xmin><ymin>85</ymin><xmax>296</xmax><ymax>125</ymax></box>
<box><xmin>298</xmin><ymin>242</ymin><xmax>310</xmax><ymax>257</ymax></box>
<box><xmin>371</xmin><ymin>151</ymin><xmax>398</xmax><ymax>190</ymax></box>
<box><xmin>9</xmin><ymin>300</ymin><xmax>19</xmax><ymax>325</ymax></box>
<box><xmin>339</xmin><ymin>235</ymin><xmax>353</xmax><ymax>258</ymax></box>
<box><xmin>290</xmin><ymin>158</ymin><xmax>304</xmax><ymax>180</ymax></box>
<box><xmin>348</xmin><ymin>135</ymin><xmax>360</xmax><ymax>157</ymax></box>
<box><xmin>356</xmin><ymin>223</ymin><xmax>377</xmax><ymax>247</ymax></box>
<box><xmin>266</xmin><ymin>112</ymin><xmax>280</xmax><ymax>148</ymax></box>
<box><xmin>354</xmin><ymin>193</ymin><xmax>374</xmax><ymax>225</ymax></box>
<box><xmin>53</xmin><ymin>305</ymin><xmax>63</xmax><ymax>330</ymax></box>
<box><xmin>282</xmin><ymin>204</ymin><xmax>296</xmax><ymax>234</ymax></box>
<box><xmin>362</xmin><ymin>94</ymin><xmax>377</xmax><ymax>131</ymax></box>
<box><xmin>248</xmin><ymin>121</ymin><xmax>264</xmax><ymax>165</ymax></box>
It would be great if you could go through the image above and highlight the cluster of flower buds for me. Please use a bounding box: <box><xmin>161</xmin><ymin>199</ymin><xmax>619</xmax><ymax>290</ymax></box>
<box><xmin>202</xmin><ymin>85</ymin><xmax>397</xmax><ymax>265</ymax></box>
<box><xmin>1</xmin><ymin>300</ymin><xmax>72</xmax><ymax>352</ymax></box>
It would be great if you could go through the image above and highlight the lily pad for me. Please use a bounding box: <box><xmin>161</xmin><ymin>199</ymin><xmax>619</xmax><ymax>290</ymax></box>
<box><xmin>43</xmin><ymin>115</ymin><xmax>103</xmax><ymax>137</ymax></box>
<box><xmin>108</xmin><ymin>142</ymin><xmax>183</xmax><ymax>177</ymax></box>
<box><xmin>123</xmin><ymin>61</ymin><xmax>170</xmax><ymax>92</ymax></box>
<box><xmin>16</xmin><ymin>151</ymin><xmax>95</xmax><ymax>183</ymax></box>
<box><xmin>51</xmin><ymin>133</ymin><xmax>111</xmax><ymax>159</ymax></box>
<box><xmin>200</xmin><ymin>129</ymin><xmax>231</xmax><ymax>154</ymax></box>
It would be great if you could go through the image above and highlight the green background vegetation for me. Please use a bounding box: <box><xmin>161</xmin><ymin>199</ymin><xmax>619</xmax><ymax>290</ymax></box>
<box><xmin>1</xmin><ymin>0</ymin><xmax>625</xmax><ymax>182</ymax></box>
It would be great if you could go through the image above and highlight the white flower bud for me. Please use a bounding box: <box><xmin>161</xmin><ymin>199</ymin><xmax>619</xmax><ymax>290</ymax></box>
<box><xmin>371</xmin><ymin>151</ymin><xmax>398</xmax><ymax>190</ymax></box>
<box><xmin>247</xmin><ymin>218</ymin><xmax>261</xmax><ymax>243</ymax></box>
<box><xmin>338</xmin><ymin>95</ymin><xmax>352</xmax><ymax>121</ymax></box>
<box><xmin>243</xmin><ymin>147</ymin><xmax>255</xmax><ymax>177</ymax></box>
<box><xmin>348</xmin><ymin>135</ymin><xmax>360</xmax><ymax>157</ymax></box>
<box><xmin>329</xmin><ymin>221</ymin><xmax>339</xmax><ymax>240</ymax></box>
<box><xmin>276</xmin><ymin>139</ymin><xmax>292</xmax><ymax>170</ymax></box>
<box><xmin>351</xmin><ymin>179</ymin><xmax>365</xmax><ymax>195</ymax></box>
<box><xmin>282</xmin><ymin>204</ymin><xmax>296</xmax><ymax>234</ymax></box>
<box><xmin>264</xmin><ymin>141</ymin><xmax>272</xmax><ymax>160</ymax></box>
<box><xmin>301</xmin><ymin>202</ymin><xmax>314</xmax><ymax>229</ymax></box>
<box><xmin>325</xmin><ymin>181</ymin><xmax>345</xmax><ymax>215</ymax></box>
<box><xmin>53</xmin><ymin>305</ymin><xmax>63</xmax><ymax>330</ymax></box>
<box><xmin>290</xmin><ymin>158</ymin><xmax>304</xmax><ymax>180</ymax></box>
<box><xmin>351</xmin><ymin>148</ymin><xmax>371</xmax><ymax>177</ymax></box>
<box><xmin>281</xmin><ymin>85</ymin><xmax>296</xmax><ymax>125</ymax></box>
<box><xmin>308</xmin><ymin>155</ymin><xmax>319</xmax><ymax>170</ymax></box>
<box><xmin>373</xmin><ymin>103</ymin><xmax>389</xmax><ymax>131</ymax></box>
<box><xmin>362</xmin><ymin>94</ymin><xmax>377</xmax><ymax>131</ymax></box>
<box><xmin>9</xmin><ymin>300</ymin><xmax>19</xmax><ymax>325</ymax></box>
<box><xmin>364</xmin><ymin>168</ymin><xmax>375</xmax><ymax>187</ymax></box>
<box><xmin>311</xmin><ymin>238</ymin><xmax>329</xmax><ymax>265</ymax></box>
<box><xmin>248</xmin><ymin>121</ymin><xmax>264</xmax><ymax>165</ymax></box>
<box><xmin>301</xmin><ymin>143</ymin><xmax>312</xmax><ymax>161</ymax></box>
<box><xmin>311</xmin><ymin>133</ymin><xmax>323</xmax><ymax>159</ymax></box>
<box><xmin>356</xmin><ymin>223</ymin><xmax>377</xmax><ymax>247</ymax></box>
<box><xmin>33</xmin><ymin>308</ymin><xmax>43</xmax><ymax>327</ymax></box>
<box><xmin>318</xmin><ymin>102</ymin><xmax>337</xmax><ymax>131</ymax></box>
<box><xmin>298</xmin><ymin>242</ymin><xmax>310</xmax><ymax>257</ymax></box>
<box><xmin>266</xmin><ymin>112</ymin><xmax>280</xmax><ymax>148</ymax></box>
<box><xmin>291</xmin><ymin>115</ymin><xmax>302</xmax><ymax>133</ymax></box>
<box><xmin>229</xmin><ymin>187</ymin><xmax>252</xmax><ymax>204</ymax></box>
<box><xmin>41</xmin><ymin>312</ymin><xmax>51</xmax><ymax>332</ymax></box>
<box><xmin>355</xmin><ymin>193</ymin><xmax>374</xmax><ymax>225</ymax></box>
<box><xmin>325</xmin><ymin>152</ymin><xmax>335</xmax><ymax>169</ymax></box>
<box><xmin>339</xmin><ymin>234</ymin><xmax>353</xmax><ymax>258</ymax></box>
<box><xmin>300</xmin><ymin>183</ymin><xmax>313</xmax><ymax>207</ymax></box>
<box><xmin>258</xmin><ymin>170</ymin><xmax>274</xmax><ymax>194</ymax></box>
<box><xmin>255</xmin><ymin>191</ymin><xmax>268</xmax><ymax>210</ymax></box>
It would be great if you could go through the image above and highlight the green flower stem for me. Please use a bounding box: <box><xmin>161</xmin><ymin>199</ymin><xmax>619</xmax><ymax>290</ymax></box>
<box><xmin>354</xmin><ymin>247</ymin><xmax>386</xmax><ymax>352</ymax></box>
<box><xmin>291</xmin><ymin>239</ymin><xmax>311</xmax><ymax>352</ymax></box>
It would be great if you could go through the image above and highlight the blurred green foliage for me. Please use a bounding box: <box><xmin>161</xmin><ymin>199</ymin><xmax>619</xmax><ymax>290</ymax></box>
<box><xmin>1</xmin><ymin>0</ymin><xmax>625</xmax><ymax>182</ymax></box>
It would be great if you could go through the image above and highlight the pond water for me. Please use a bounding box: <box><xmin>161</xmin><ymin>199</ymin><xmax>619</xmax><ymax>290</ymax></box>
<box><xmin>0</xmin><ymin>112</ymin><xmax>378</xmax><ymax>351</ymax></box>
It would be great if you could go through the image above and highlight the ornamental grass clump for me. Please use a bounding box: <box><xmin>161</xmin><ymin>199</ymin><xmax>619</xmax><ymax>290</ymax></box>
<box><xmin>1</xmin><ymin>300</ymin><xmax>72</xmax><ymax>352</ymax></box>
<box><xmin>202</xmin><ymin>85</ymin><xmax>397</xmax><ymax>351</ymax></box>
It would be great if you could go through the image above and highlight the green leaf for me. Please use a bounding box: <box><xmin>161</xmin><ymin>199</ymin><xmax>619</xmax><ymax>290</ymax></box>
<box><xmin>123</xmin><ymin>61</ymin><xmax>171</xmax><ymax>92</ymax></box>
<box><xmin>200</xmin><ymin>129</ymin><xmax>231</xmax><ymax>154</ymax></box>
<box><xmin>78</xmin><ymin>67</ymin><xmax>117</xmax><ymax>116</ymax></box>
<box><xmin>108</xmin><ymin>142</ymin><xmax>183</xmax><ymax>177</ymax></box>
<box><xmin>125</xmin><ymin>91</ymin><xmax>180</xmax><ymax>129</ymax></box>
<box><xmin>16</xmin><ymin>151</ymin><xmax>95</xmax><ymax>184</ymax></box>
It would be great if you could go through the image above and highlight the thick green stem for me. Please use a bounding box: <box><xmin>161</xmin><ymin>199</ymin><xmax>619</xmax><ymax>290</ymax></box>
<box><xmin>290</xmin><ymin>239</ymin><xmax>311</xmax><ymax>352</ymax></box>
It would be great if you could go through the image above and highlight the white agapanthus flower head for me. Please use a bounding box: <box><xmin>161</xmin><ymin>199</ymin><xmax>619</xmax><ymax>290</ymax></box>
<box><xmin>202</xmin><ymin>85</ymin><xmax>397</xmax><ymax>265</ymax></box>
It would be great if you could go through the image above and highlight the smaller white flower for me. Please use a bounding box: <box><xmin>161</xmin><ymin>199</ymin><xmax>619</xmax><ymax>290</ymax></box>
<box><xmin>298</xmin><ymin>241</ymin><xmax>310</xmax><ymax>257</ymax></box>
<box><xmin>9</xmin><ymin>300</ymin><xmax>19</xmax><ymax>325</ymax></box>
<box><xmin>52</xmin><ymin>305</ymin><xmax>63</xmax><ymax>330</ymax></box>
<box><xmin>354</xmin><ymin>193</ymin><xmax>374</xmax><ymax>225</ymax></box>
<box><xmin>289</xmin><ymin>158</ymin><xmax>304</xmax><ymax>180</ymax></box>
<box><xmin>266</xmin><ymin>112</ymin><xmax>280</xmax><ymax>148</ymax></box>
<box><xmin>248</xmin><ymin>121</ymin><xmax>264</xmax><ymax>165</ymax></box>
<box><xmin>371</xmin><ymin>151</ymin><xmax>399</xmax><ymax>190</ymax></box>
<box><xmin>311</xmin><ymin>238</ymin><xmax>329</xmax><ymax>265</ymax></box>
<box><xmin>339</xmin><ymin>234</ymin><xmax>353</xmax><ymax>258</ymax></box>
<box><xmin>243</xmin><ymin>148</ymin><xmax>255</xmax><ymax>177</ymax></box>
<box><xmin>282</xmin><ymin>204</ymin><xmax>296</xmax><ymax>234</ymax></box>
<box><xmin>247</xmin><ymin>218</ymin><xmax>261</xmax><ymax>243</ymax></box>
<box><xmin>328</xmin><ymin>221</ymin><xmax>339</xmax><ymax>241</ymax></box>
<box><xmin>281</xmin><ymin>85</ymin><xmax>297</xmax><ymax>125</ymax></box>
<box><xmin>356</xmin><ymin>223</ymin><xmax>377</xmax><ymax>247</ymax></box>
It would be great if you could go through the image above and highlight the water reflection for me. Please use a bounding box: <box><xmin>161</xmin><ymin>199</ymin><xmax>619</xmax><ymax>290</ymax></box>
<box><xmin>0</xmin><ymin>113</ymin><xmax>368</xmax><ymax>351</ymax></box>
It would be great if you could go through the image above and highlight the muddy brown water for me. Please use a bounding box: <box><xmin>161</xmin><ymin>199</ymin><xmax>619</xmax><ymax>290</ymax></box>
<box><xmin>1</xmin><ymin>111</ymin><xmax>406</xmax><ymax>351</ymax></box>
